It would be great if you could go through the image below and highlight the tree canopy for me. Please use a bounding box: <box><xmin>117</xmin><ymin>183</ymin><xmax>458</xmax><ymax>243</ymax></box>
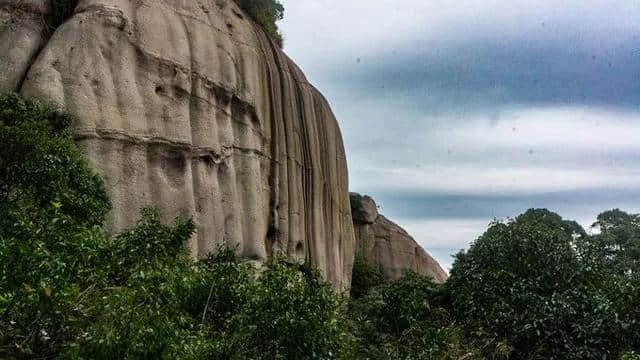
<box><xmin>446</xmin><ymin>208</ymin><xmax>639</xmax><ymax>359</ymax></box>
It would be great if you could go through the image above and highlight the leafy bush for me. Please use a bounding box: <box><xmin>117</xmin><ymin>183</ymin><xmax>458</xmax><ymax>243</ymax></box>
<box><xmin>350</xmin><ymin>271</ymin><xmax>474</xmax><ymax>359</ymax></box>
<box><xmin>63</xmin><ymin>240</ymin><xmax>353</xmax><ymax>360</ymax></box>
<box><xmin>446</xmin><ymin>209</ymin><xmax>631</xmax><ymax>359</ymax></box>
<box><xmin>622</xmin><ymin>351</ymin><xmax>640</xmax><ymax>360</ymax></box>
<box><xmin>216</xmin><ymin>257</ymin><xmax>352</xmax><ymax>359</ymax></box>
<box><xmin>0</xmin><ymin>93</ymin><xmax>111</xmax><ymax>357</ymax></box>
<box><xmin>234</xmin><ymin>0</ymin><xmax>284</xmax><ymax>47</ymax></box>
<box><xmin>350</xmin><ymin>251</ymin><xmax>386</xmax><ymax>299</ymax></box>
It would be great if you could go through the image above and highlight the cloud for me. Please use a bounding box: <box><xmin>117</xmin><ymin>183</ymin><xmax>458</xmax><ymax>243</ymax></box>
<box><xmin>371</xmin><ymin>189</ymin><xmax>640</xmax><ymax>222</ymax></box>
<box><xmin>347</xmin><ymin>106</ymin><xmax>640</xmax><ymax>196</ymax></box>
<box><xmin>398</xmin><ymin>218</ymin><xmax>491</xmax><ymax>271</ymax></box>
<box><xmin>278</xmin><ymin>0</ymin><xmax>640</xmax><ymax>267</ymax></box>
<box><xmin>373</xmin><ymin>189</ymin><xmax>640</xmax><ymax>270</ymax></box>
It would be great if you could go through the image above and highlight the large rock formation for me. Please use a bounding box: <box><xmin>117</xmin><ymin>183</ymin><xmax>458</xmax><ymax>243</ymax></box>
<box><xmin>0</xmin><ymin>0</ymin><xmax>354</xmax><ymax>289</ymax></box>
<box><xmin>351</xmin><ymin>193</ymin><xmax>448</xmax><ymax>283</ymax></box>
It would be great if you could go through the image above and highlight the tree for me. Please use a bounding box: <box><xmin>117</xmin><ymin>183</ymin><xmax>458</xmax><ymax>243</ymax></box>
<box><xmin>446</xmin><ymin>209</ymin><xmax>629</xmax><ymax>359</ymax></box>
<box><xmin>350</xmin><ymin>271</ymin><xmax>471</xmax><ymax>359</ymax></box>
<box><xmin>350</xmin><ymin>251</ymin><xmax>386</xmax><ymax>299</ymax></box>
<box><xmin>590</xmin><ymin>209</ymin><xmax>640</xmax><ymax>350</ymax></box>
<box><xmin>591</xmin><ymin>209</ymin><xmax>640</xmax><ymax>274</ymax></box>
<box><xmin>0</xmin><ymin>93</ymin><xmax>112</xmax><ymax>357</ymax></box>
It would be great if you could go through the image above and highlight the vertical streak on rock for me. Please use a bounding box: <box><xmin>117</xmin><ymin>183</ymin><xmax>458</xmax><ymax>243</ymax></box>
<box><xmin>0</xmin><ymin>0</ymin><xmax>53</xmax><ymax>92</ymax></box>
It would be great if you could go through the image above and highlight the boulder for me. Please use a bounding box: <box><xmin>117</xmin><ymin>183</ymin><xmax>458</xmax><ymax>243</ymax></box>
<box><xmin>350</xmin><ymin>192</ymin><xmax>378</xmax><ymax>224</ymax></box>
<box><xmin>351</xmin><ymin>193</ymin><xmax>448</xmax><ymax>283</ymax></box>
<box><xmin>0</xmin><ymin>0</ymin><xmax>355</xmax><ymax>289</ymax></box>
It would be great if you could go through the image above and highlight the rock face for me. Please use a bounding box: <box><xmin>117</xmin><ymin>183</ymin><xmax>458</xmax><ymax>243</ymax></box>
<box><xmin>0</xmin><ymin>0</ymin><xmax>355</xmax><ymax>289</ymax></box>
<box><xmin>351</xmin><ymin>193</ymin><xmax>448</xmax><ymax>283</ymax></box>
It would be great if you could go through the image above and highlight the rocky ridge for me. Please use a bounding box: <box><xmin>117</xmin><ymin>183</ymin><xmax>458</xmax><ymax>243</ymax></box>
<box><xmin>351</xmin><ymin>193</ymin><xmax>448</xmax><ymax>283</ymax></box>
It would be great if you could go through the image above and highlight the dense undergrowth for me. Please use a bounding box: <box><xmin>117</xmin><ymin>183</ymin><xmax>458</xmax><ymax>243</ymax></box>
<box><xmin>1</xmin><ymin>93</ymin><xmax>640</xmax><ymax>359</ymax></box>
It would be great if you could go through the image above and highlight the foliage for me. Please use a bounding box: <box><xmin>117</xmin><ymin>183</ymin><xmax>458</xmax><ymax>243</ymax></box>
<box><xmin>234</xmin><ymin>0</ymin><xmax>284</xmax><ymax>47</ymax></box>
<box><xmin>591</xmin><ymin>209</ymin><xmax>640</xmax><ymax>274</ymax></box>
<box><xmin>350</xmin><ymin>251</ymin><xmax>386</xmax><ymax>299</ymax></box>
<box><xmin>0</xmin><ymin>94</ymin><xmax>349</xmax><ymax>359</ymax></box>
<box><xmin>0</xmin><ymin>93</ymin><xmax>111</xmax><ymax>357</ymax></box>
<box><xmin>621</xmin><ymin>352</ymin><xmax>640</xmax><ymax>360</ymax></box>
<box><xmin>349</xmin><ymin>271</ymin><xmax>475</xmax><ymax>359</ymax></box>
<box><xmin>216</xmin><ymin>257</ymin><xmax>353</xmax><ymax>359</ymax></box>
<box><xmin>446</xmin><ymin>209</ymin><xmax>632</xmax><ymax>359</ymax></box>
<box><xmin>590</xmin><ymin>209</ymin><xmax>640</xmax><ymax>351</ymax></box>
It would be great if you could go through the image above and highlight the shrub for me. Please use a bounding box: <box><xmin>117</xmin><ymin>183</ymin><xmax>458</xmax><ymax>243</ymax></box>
<box><xmin>622</xmin><ymin>352</ymin><xmax>640</xmax><ymax>360</ymax></box>
<box><xmin>217</xmin><ymin>257</ymin><xmax>352</xmax><ymax>359</ymax></box>
<box><xmin>234</xmin><ymin>0</ymin><xmax>284</xmax><ymax>47</ymax></box>
<box><xmin>350</xmin><ymin>251</ymin><xmax>386</xmax><ymax>299</ymax></box>
<box><xmin>350</xmin><ymin>271</ymin><xmax>472</xmax><ymax>359</ymax></box>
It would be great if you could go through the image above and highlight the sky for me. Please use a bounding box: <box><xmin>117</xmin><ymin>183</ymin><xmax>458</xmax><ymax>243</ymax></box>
<box><xmin>278</xmin><ymin>0</ymin><xmax>640</xmax><ymax>270</ymax></box>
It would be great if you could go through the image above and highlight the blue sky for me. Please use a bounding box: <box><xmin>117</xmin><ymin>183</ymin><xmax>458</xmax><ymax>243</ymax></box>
<box><xmin>278</xmin><ymin>0</ymin><xmax>640</xmax><ymax>270</ymax></box>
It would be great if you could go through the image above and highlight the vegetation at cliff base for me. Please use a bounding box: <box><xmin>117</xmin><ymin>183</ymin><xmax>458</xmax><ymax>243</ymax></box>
<box><xmin>349</xmin><ymin>251</ymin><xmax>385</xmax><ymax>299</ymax></box>
<box><xmin>1</xmin><ymin>92</ymin><xmax>640</xmax><ymax>359</ymax></box>
<box><xmin>0</xmin><ymin>94</ymin><xmax>349</xmax><ymax>359</ymax></box>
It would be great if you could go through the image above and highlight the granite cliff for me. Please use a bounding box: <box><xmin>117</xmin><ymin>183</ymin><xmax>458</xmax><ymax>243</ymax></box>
<box><xmin>0</xmin><ymin>0</ymin><xmax>446</xmax><ymax>289</ymax></box>
<box><xmin>0</xmin><ymin>0</ymin><xmax>354</xmax><ymax>289</ymax></box>
<box><xmin>351</xmin><ymin>193</ymin><xmax>448</xmax><ymax>283</ymax></box>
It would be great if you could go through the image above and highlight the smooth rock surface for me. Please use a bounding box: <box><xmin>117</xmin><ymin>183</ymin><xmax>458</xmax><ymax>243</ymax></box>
<box><xmin>0</xmin><ymin>0</ymin><xmax>355</xmax><ymax>289</ymax></box>
<box><xmin>351</xmin><ymin>193</ymin><xmax>448</xmax><ymax>283</ymax></box>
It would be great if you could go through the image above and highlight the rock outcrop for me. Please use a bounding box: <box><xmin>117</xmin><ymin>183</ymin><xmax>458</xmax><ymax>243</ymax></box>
<box><xmin>0</xmin><ymin>0</ymin><xmax>354</xmax><ymax>289</ymax></box>
<box><xmin>351</xmin><ymin>193</ymin><xmax>448</xmax><ymax>283</ymax></box>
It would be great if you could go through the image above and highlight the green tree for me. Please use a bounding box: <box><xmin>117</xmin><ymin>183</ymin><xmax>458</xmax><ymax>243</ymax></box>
<box><xmin>590</xmin><ymin>209</ymin><xmax>640</xmax><ymax>351</ymax></box>
<box><xmin>446</xmin><ymin>209</ymin><xmax>629</xmax><ymax>359</ymax></box>
<box><xmin>591</xmin><ymin>209</ymin><xmax>640</xmax><ymax>274</ymax></box>
<box><xmin>350</xmin><ymin>251</ymin><xmax>386</xmax><ymax>299</ymax></box>
<box><xmin>0</xmin><ymin>93</ymin><xmax>111</xmax><ymax>357</ymax></box>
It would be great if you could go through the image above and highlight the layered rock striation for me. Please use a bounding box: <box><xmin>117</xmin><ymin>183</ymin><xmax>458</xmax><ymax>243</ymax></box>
<box><xmin>351</xmin><ymin>193</ymin><xmax>448</xmax><ymax>283</ymax></box>
<box><xmin>0</xmin><ymin>0</ymin><xmax>354</xmax><ymax>288</ymax></box>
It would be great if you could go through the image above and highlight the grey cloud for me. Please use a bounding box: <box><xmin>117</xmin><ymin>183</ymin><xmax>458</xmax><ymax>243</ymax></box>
<box><xmin>278</xmin><ymin>0</ymin><xmax>640</xmax><ymax>266</ymax></box>
<box><xmin>330</xmin><ymin>37</ymin><xmax>640</xmax><ymax>112</ymax></box>
<box><xmin>369</xmin><ymin>188</ymin><xmax>640</xmax><ymax>224</ymax></box>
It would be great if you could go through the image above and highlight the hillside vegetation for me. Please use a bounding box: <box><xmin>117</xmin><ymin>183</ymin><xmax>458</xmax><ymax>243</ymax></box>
<box><xmin>1</xmin><ymin>93</ymin><xmax>639</xmax><ymax>359</ymax></box>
